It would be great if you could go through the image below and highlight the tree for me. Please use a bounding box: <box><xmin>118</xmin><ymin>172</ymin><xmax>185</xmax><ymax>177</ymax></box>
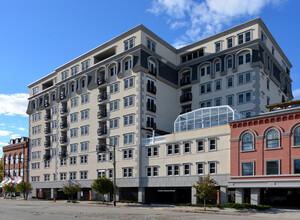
<box><xmin>91</xmin><ymin>177</ymin><xmax>113</xmax><ymax>204</ymax></box>
<box><xmin>62</xmin><ymin>184</ymin><xmax>81</xmax><ymax>202</ymax></box>
<box><xmin>3</xmin><ymin>183</ymin><xmax>16</xmax><ymax>199</ymax></box>
<box><xmin>0</xmin><ymin>157</ymin><xmax>3</xmax><ymax>183</ymax></box>
<box><xmin>16</xmin><ymin>182</ymin><xmax>33</xmax><ymax>200</ymax></box>
<box><xmin>193</xmin><ymin>174</ymin><xmax>217</xmax><ymax>210</ymax></box>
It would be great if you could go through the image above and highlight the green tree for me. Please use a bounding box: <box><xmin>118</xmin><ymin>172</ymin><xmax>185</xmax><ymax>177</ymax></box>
<box><xmin>193</xmin><ymin>174</ymin><xmax>217</xmax><ymax>210</ymax></box>
<box><xmin>16</xmin><ymin>182</ymin><xmax>33</xmax><ymax>200</ymax></box>
<box><xmin>62</xmin><ymin>184</ymin><xmax>81</xmax><ymax>202</ymax></box>
<box><xmin>3</xmin><ymin>183</ymin><xmax>16</xmax><ymax>199</ymax></box>
<box><xmin>91</xmin><ymin>177</ymin><xmax>113</xmax><ymax>204</ymax></box>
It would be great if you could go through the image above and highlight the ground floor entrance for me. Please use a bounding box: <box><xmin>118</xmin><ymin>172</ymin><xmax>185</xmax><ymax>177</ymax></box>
<box><xmin>145</xmin><ymin>187</ymin><xmax>191</xmax><ymax>204</ymax></box>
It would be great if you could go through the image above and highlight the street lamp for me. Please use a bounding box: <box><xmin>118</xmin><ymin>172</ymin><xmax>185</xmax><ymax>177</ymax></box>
<box><xmin>97</xmin><ymin>143</ymin><xmax>116</xmax><ymax>206</ymax></box>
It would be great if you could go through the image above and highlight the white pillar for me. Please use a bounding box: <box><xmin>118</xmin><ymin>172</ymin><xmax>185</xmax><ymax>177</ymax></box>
<box><xmin>115</xmin><ymin>188</ymin><xmax>120</xmax><ymax>201</ymax></box>
<box><xmin>191</xmin><ymin>187</ymin><xmax>197</xmax><ymax>204</ymax></box>
<box><xmin>235</xmin><ymin>188</ymin><xmax>244</xmax><ymax>204</ymax></box>
<box><xmin>51</xmin><ymin>188</ymin><xmax>57</xmax><ymax>199</ymax></box>
<box><xmin>138</xmin><ymin>187</ymin><xmax>145</xmax><ymax>203</ymax></box>
<box><xmin>250</xmin><ymin>188</ymin><xmax>260</xmax><ymax>205</ymax></box>
<box><xmin>220</xmin><ymin>186</ymin><xmax>228</xmax><ymax>205</ymax></box>
<box><xmin>77</xmin><ymin>191</ymin><xmax>81</xmax><ymax>200</ymax></box>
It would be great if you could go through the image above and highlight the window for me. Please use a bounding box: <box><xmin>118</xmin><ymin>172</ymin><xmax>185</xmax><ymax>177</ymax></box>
<box><xmin>227</xmin><ymin>58</ymin><xmax>233</xmax><ymax>69</ymax></box>
<box><xmin>44</xmin><ymin>174</ymin><xmax>50</xmax><ymax>182</ymax></box>
<box><xmin>241</xmin><ymin>132</ymin><xmax>254</xmax><ymax>151</ymax></box>
<box><xmin>31</xmin><ymin>163</ymin><xmax>40</xmax><ymax>170</ymax></box>
<box><xmin>266</xmin><ymin>129</ymin><xmax>279</xmax><ymax>149</ymax></box>
<box><xmin>200</xmin><ymin>65</ymin><xmax>211</xmax><ymax>76</ymax></box>
<box><xmin>294</xmin><ymin>126</ymin><xmax>300</xmax><ymax>146</ymax></box>
<box><xmin>214</xmin><ymin>97</ymin><xmax>222</xmax><ymax>106</ymax></box>
<box><xmin>124</xmin><ymin>114</ymin><xmax>134</xmax><ymax>126</ymax></box>
<box><xmin>97</xmin><ymin>153</ymin><xmax>106</xmax><ymax>162</ymax></box>
<box><xmin>238</xmin><ymin>30</ymin><xmax>251</xmax><ymax>44</ymax></box>
<box><xmin>124</xmin><ymin>37</ymin><xmax>135</xmax><ymax>50</ymax></box>
<box><xmin>147</xmin><ymin>39</ymin><xmax>156</xmax><ymax>52</ymax></box>
<box><xmin>109</xmin><ymin>100</ymin><xmax>119</xmax><ymax>111</ymax></box>
<box><xmin>110</xmin><ymin>83</ymin><xmax>119</xmax><ymax>94</ymax></box>
<box><xmin>123</xmin><ymin>149</ymin><xmax>133</xmax><ymax>159</ymax></box>
<box><xmin>81</xmin><ymin>94</ymin><xmax>89</xmax><ymax>104</ymax></box>
<box><xmin>167</xmin><ymin>165</ymin><xmax>179</xmax><ymax>176</ymax></box>
<box><xmin>81</xmin><ymin>60</ymin><xmax>90</xmax><ymax>71</ymax></box>
<box><xmin>124</xmin><ymin>60</ymin><xmax>132</xmax><ymax>71</ymax></box>
<box><xmin>195</xmin><ymin>163</ymin><xmax>204</xmax><ymax>175</ymax></box>
<box><xmin>215</xmin><ymin>80</ymin><xmax>222</xmax><ymax>91</ymax></box>
<box><xmin>69</xmin><ymin>172</ymin><xmax>76</xmax><ymax>180</ymax></box>
<box><xmin>227</xmin><ymin>37</ymin><xmax>233</xmax><ymax>48</ymax></box>
<box><xmin>227</xmin><ymin>95</ymin><xmax>234</xmax><ymax>106</ymax></box>
<box><xmin>147</xmin><ymin>166</ymin><xmax>158</xmax><ymax>177</ymax></box>
<box><xmin>272</xmin><ymin>46</ymin><xmax>275</xmax><ymax>55</ymax></box>
<box><xmin>261</xmin><ymin>32</ymin><xmax>267</xmax><ymax>44</ymax></box>
<box><xmin>197</xmin><ymin>140</ymin><xmax>204</xmax><ymax>152</ymax></box>
<box><xmin>33</xmin><ymin>86</ymin><xmax>39</xmax><ymax>95</ymax></box>
<box><xmin>80</xmin><ymin>142</ymin><xmax>89</xmax><ymax>151</ymax></box>
<box><xmin>80</xmin><ymin>155</ymin><xmax>88</xmax><ymax>164</ymax></box>
<box><xmin>70</xmin><ymin>157</ymin><xmax>77</xmax><ymax>165</ymax></box>
<box><xmin>181</xmin><ymin>48</ymin><xmax>204</xmax><ymax>63</ymax></box>
<box><xmin>241</xmin><ymin>111</ymin><xmax>251</xmax><ymax>118</ymax></box>
<box><xmin>147</xmin><ymin>146</ymin><xmax>158</xmax><ymax>157</ymax></box>
<box><xmin>70</xmin><ymin>128</ymin><xmax>78</xmax><ymax>138</ymax></box>
<box><xmin>200</xmin><ymin>100</ymin><xmax>212</xmax><ymax>108</ymax></box>
<box><xmin>31</xmin><ymin>151</ymin><xmax>41</xmax><ymax>160</ymax></box>
<box><xmin>267</xmin><ymin>79</ymin><xmax>270</xmax><ymax>90</ymax></box>
<box><xmin>110</xmin><ymin>66</ymin><xmax>117</xmax><ymax>76</ymax></box>
<box><xmin>208</xmin><ymin>162</ymin><xmax>216</xmax><ymax>174</ymax></box>
<box><xmin>52</xmin><ymin>120</ymin><xmax>57</xmax><ymax>129</ymax></box>
<box><xmin>123</xmin><ymin>133</ymin><xmax>134</xmax><ymax>145</ymax></box>
<box><xmin>32</xmin><ymin>125</ymin><xmax>41</xmax><ymax>135</ymax></box>
<box><xmin>184</xmin><ymin>164</ymin><xmax>190</xmax><ymax>175</ymax></box>
<box><xmin>70</xmin><ymin>113</ymin><xmax>78</xmax><ymax>123</ymax></box>
<box><xmin>97</xmin><ymin>170</ymin><xmax>106</xmax><ymax>178</ymax></box>
<box><xmin>123</xmin><ymin>168</ymin><xmax>133</xmax><ymax>178</ymax></box>
<box><xmin>44</xmin><ymin>161</ymin><xmax>50</xmax><ymax>168</ymax></box>
<box><xmin>215</xmin><ymin>62</ymin><xmax>221</xmax><ymax>72</ymax></box>
<box><xmin>124</xmin><ymin>77</ymin><xmax>134</xmax><ymax>89</ymax></box>
<box><xmin>124</xmin><ymin>95</ymin><xmax>134</xmax><ymax>108</ymax></box>
<box><xmin>183</xmin><ymin>142</ymin><xmax>190</xmax><ymax>153</ymax></box>
<box><xmin>242</xmin><ymin>162</ymin><xmax>254</xmax><ymax>176</ymax></box>
<box><xmin>109</xmin><ymin>136</ymin><xmax>119</xmax><ymax>146</ymax></box>
<box><xmin>209</xmin><ymin>139</ymin><xmax>216</xmax><ymax>151</ymax></box>
<box><xmin>215</xmin><ymin>41</ymin><xmax>221</xmax><ymax>52</ymax></box>
<box><xmin>108</xmin><ymin>169</ymin><xmax>113</xmax><ymax>178</ymax></box>
<box><xmin>80</xmin><ymin>171</ymin><xmax>88</xmax><ymax>180</ymax></box>
<box><xmin>71</xmin><ymin>98</ymin><xmax>78</xmax><ymax>108</ymax></box>
<box><xmin>81</xmin><ymin>109</ymin><xmax>89</xmax><ymax>120</ymax></box>
<box><xmin>109</xmin><ymin>118</ymin><xmax>119</xmax><ymax>129</ymax></box>
<box><xmin>31</xmin><ymin>176</ymin><xmax>40</xmax><ymax>182</ymax></box>
<box><xmin>238</xmin><ymin>91</ymin><xmax>252</xmax><ymax>104</ymax></box>
<box><xmin>61</xmin><ymin>70</ymin><xmax>69</xmax><ymax>80</ymax></box>
<box><xmin>239</xmin><ymin>53</ymin><xmax>251</xmax><ymax>65</ymax></box>
<box><xmin>200</xmin><ymin>82</ymin><xmax>212</xmax><ymax>94</ymax></box>
<box><xmin>167</xmin><ymin>144</ymin><xmax>180</xmax><ymax>155</ymax></box>
<box><xmin>60</xmin><ymin>158</ymin><xmax>66</xmax><ymax>166</ymax></box>
<box><xmin>70</xmin><ymin>144</ymin><xmax>78</xmax><ymax>153</ymax></box>
<box><xmin>294</xmin><ymin>159</ymin><xmax>300</xmax><ymax>174</ymax></box>
<box><xmin>59</xmin><ymin>173</ymin><xmax>67</xmax><ymax>180</ymax></box>
<box><xmin>71</xmin><ymin>65</ymin><xmax>79</xmax><ymax>76</ymax></box>
<box><xmin>266</xmin><ymin>160</ymin><xmax>280</xmax><ymax>175</ymax></box>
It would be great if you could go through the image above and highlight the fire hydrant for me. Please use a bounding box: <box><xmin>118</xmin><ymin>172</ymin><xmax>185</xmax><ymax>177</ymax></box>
<box><xmin>53</xmin><ymin>198</ymin><xmax>56</xmax><ymax>202</ymax></box>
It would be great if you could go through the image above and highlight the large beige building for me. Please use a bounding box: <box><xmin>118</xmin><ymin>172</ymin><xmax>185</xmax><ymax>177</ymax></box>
<box><xmin>26</xmin><ymin>17</ymin><xmax>292</xmax><ymax>202</ymax></box>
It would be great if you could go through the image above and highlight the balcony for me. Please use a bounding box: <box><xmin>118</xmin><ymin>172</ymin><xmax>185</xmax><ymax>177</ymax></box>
<box><xmin>60</xmin><ymin>107</ymin><xmax>68</xmax><ymax>115</ymax></box>
<box><xmin>44</xmin><ymin>114</ymin><xmax>51</xmax><ymax>121</ymax></box>
<box><xmin>97</xmin><ymin>110</ymin><xmax>107</xmax><ymax>119</ymax></box>
<box><xmin>180</xmin><ymin>93</ymin><xmax>192</xmax><ymax>103</ymax></box>
<box><xmin>43</xmin><ymin>154</ymin><xmax>51</xmax><ymax>161</ymax></box>
<box><xmin>97</xmin><ymin>127</ymin><xmax>107</xmax><ymax>136</ymax></box>
<box><xmin>44</xmin><ymin>127</ymin><xmax>51</xmax><ymax>134</ymax></box>
<box><xmin>60</xmin><ymin>136</ymin><xmax>68</xmax><ymax>144</ymax></box>
<box><xmin>180</xmin><ymin>77</ymin><xmax>191</xmax><ymax>86</ymax></box>
<box><xmin>148</xmin><ymin>66</ymin><xmax>157</xmax><ymax>76</ymax></box>
<box><xmin>96</xmin><ymin>144</ymin><xmax>107</xmax><ymax>153</ymax></box>
<box><xmin>146</xmin><ymin>120</ymin><xmax>156</xmax><ymax>129</ymax></box>
<box><xmin>147</xmin><ymin>83</ymin><xmax>157</xmax><ymax>94</ymax></box>
<box><xmin>44</xmin><ymin>140</ymin><xmax>51</xmax><ymax>148</ymax></box>
<box><xmin>44</xmin><ymin>100</ymin><xmax>49</xmax><ymax>107</ymax></box>
<box><xmin>98</xmin><ymin>92</ymin><xmax>107</xmax><ymax>102</ymax></box>
<box><xmin>97</xmin><ymin>77</ymin><xmax>106</xmax><ymax>86</ymax></box>
<box><xmin>60</xmin><ymin>122</ymin><xmax>68</xmax><ymax>129</ymax></box>
<box><xmin>60</xmin><ymin>92</ymin><xmax>66</xmax><ymax>100</ymax></box>
<box><xmin>59</xmin><ymin>151</ymin><xmax>67</xmax><ymax>158</ymax></box>
<box><xmin>147</xmin><ymin>102</ymin><xmax>156</xmax><ymax>113</ymax></box>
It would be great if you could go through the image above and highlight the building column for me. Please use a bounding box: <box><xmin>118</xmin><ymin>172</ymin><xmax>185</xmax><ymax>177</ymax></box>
<box><xmin>138</xmin><ymin>187</ymin><xmax>145</xmax><ymax>203</ymax></box>
<box><xmin>51</xmin><ymin>188</ymin><xmax>57</xmax><ymax>199</ymax></box>
<box><xmin>235</xmin><ymin>188</ymin><xmax>244</xmax><ymax>204</ymax></box>
<box><xmin>191</xmin><ymin>186</ymin><xmax>197</xmax><ymax>204</ymax></box>
<box><xmin>250</xmin><ymin>188</ymin><xmax>260</xmax><ymax>205</ymax></box>
<box><xmin>220</xmin><ymin>186</ymin><xmax>228</xmax><ymax>205</ymax></box>
<box><xmin>115</xmin><ymin>187</ymin><xmax>120</xmax><ymax>201</ymax></box>
<box><xmin>77</xmin><ymin>191</ymin><xmax>81</xmax><ymax>200</ymax></box>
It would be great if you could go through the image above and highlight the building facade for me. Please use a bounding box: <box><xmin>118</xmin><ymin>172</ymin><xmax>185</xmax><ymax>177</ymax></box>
<box><xmin>229</xmin><ymin>102</ymin><xmax>300</xmax><ymax>206</ymax></box>
<box><xmin>26</xmin><ymin>18</ymin><xmax>292</xmax><ymax>201</ymax></box>
<box><xmin>3</xmin><ymin>137</ymin><xmax>29</xmax><ymax>183</ymax></box>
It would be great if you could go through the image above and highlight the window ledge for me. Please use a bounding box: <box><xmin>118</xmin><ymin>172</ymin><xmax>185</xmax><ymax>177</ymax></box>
<box><xmin>265</xmin><ymin>147</ymin><xmax>282</xmax><ymax>151</ymax></box>
<box><xmin>292</xmin><ymin>145</ymin><xmax>300</xmax><ymax>148</ymax></box>
<box><xmin>241</xmin><ymin>149</ymin><xmax>256</xmax><ymax>153</ymax></box>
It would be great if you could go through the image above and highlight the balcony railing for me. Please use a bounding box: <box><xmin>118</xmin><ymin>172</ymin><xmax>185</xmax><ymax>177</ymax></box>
<box><xmin>147</xmin><ymin>102</ymin><xmax>156</xmax><ymax>113</ymax></box>
<box><xmin>44</xmin><ymin>128</ymin><xmax>51</xmax><ymax>134</ymax></box>
<box><xmin>180</xmin><ymin>77</ymin><xmax>191</xmax><ymax>86</ymax></box>
<box><xmin>60</xmin><ymin>122</ymin><xmax>68</xmax><ymax>129</ymax></box>
<box><xmin>43</xmin><ymin>154</ymin><xmax>51</xmax><ymax>161</ymax></box>
<box><xmin>180</xmin><ymin>92</ymin><xmax>193</xmax><ymax>103</ymax></box>
<box><xmin>59</xmin><ymin>151</ymin><xmax>67</xmax><ymax>158</ymax></box>
<box><xmin>98</xmin><ymin>92</ymin><xmax>107</xmax><ymax>102</ymax></box>
<box><xmin>96</xmin><ymin>144</ymin><xmax>107</xmax><ymax>153</ymax></box>
<box><xmin>60</xmin><ymin>137</ymin><xmax>68</xmax><ymax>144</ymax></box>
<box><xmin>60</xmin><ymin>107</ymin><xmax>68</xmax><ymax>115</ymax></box>
<box><xmin>60</xmin><ymin>93</ymin><xmax>66</xmax><ymax>100</ymax></box>
<box><xmin>97</xmin><ymin>127</ymin><xmax>107</xmax><ymax>136</ymax></box>
<box><xmin>97</xmin><ymin>77</ymin><xmax>106</xmax><ymax>85</ymax></box>
<box><xmin>147</xmin><ymin>83</ymin><xmax>157</xmax><ymax>94</ymax></box>
<box><xmin>44</xmin><ymin>141</ymin><xmax>51</xmax><ymax>147</ymax></box>
<box><xmin>44</xmin><ymin>100</ymin><xmax>49</xmax><ymax>107</ymax></box>
<box><xmin>146</xmin><ymin>121</ymin><xmax>156</xmax><ymax>129</ymax></box>
<box><xmin>148</xmin><ymin>67</ymin><xmax>157</xmax><ymax>76</ymax></box>
<box><xmin>142</xmin><ymin>136</ymin><xmax>166</xmax><ymax>146</ymax></box>
<box><xmin>44</xmin><ymin>114</ymin><xmax>51</xmax><ymax>121</ymax></box>
<box><xmin>97</xmin><ymin>110</ymin><xmax>107</xmax><ymax>119</ymax></box>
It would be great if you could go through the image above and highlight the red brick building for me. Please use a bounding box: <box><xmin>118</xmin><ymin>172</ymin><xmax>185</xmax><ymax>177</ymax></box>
<box><xmin>3</xmin><ymin>137</ymin><xmax>29</xmax><ymax>182</ymax></box>
<box><xmin>228</xmin><ymin>102</ymin><xmax>300</xmax><ymax>206</ymax></box>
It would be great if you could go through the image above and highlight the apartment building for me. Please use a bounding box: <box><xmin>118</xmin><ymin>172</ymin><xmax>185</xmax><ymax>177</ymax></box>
<box><xmin>229</xmin><ymin>100</ymin><xmax>300</xmax><ymax>206</ymax></box>
<box><xmin>26</xmin><ymin>17</ymin><xmax>292</xmax><ymax>201</ymax></box>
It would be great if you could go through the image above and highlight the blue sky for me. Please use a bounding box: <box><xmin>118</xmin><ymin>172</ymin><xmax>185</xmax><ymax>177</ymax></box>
<box><xmin>0</xmin><ymin>0</ymin><xmax>299</xmax><ymax>156</ymax></box>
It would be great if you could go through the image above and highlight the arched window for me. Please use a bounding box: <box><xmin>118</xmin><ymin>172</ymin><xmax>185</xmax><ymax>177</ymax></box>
<box><xmin>20</xmin><ymin>154</ymin><xmax>24</xmax><ymax>163</ymax></box>
<box><xmin>266</xmin><ymin>129</ymin><xmax>279</xmax><ymax>149</ymax></box>
<box><xmin>10</xmin><ymin>155</ymin><xmax>14</xmax><ymax>164</ymax></box>
<box><xmin>5</xmin><ymin>156</ymin><xmax>8</xmax><ymax>165</ymax></box>
<box><xmin>241</xmin><ymin>132</ymin><xmax>254</xmax><ymax>151</ymax></box>
<box><xmin>294</xmin><ymin>126</ymin><xmax>300</xmax><ymax>146</ymax></box>
<box><xmin>15</xmin><ymin>155</ymin><xmax>19</xmax><ymax>164</ymax></box>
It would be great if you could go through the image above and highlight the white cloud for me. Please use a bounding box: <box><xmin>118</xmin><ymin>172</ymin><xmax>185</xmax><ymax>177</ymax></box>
<box><xmin>148</xmin><ymin>0</ymin><xmax>285</xmax><ymax>48</ymax></box>
<box><xmin>0</xmin><ymin>93</ymin><xmax>29</xmax><ymax>117</ymax></box>
<box><xmin>0</xmin><ymin>123</ymin><xmax>5</xmax><ymax>126</ymax></box>
<box><xmin>10</xmin><ymin>134</ymin><xmax>21</xmax><ymax>139</ymax></box>
<box><xmin>18</xmin><ymin>127</ymin><xmax>25</xmax><ymax>131</ymax></box>
<box><xmin>293</xmin><ymin>89</ymin><xmax>300</xmax><ymax>98</ymax></box>
<box><xmin>0</xmin><ymin>141</ymin><xmax>8</xmax><ymax>147</ymax></box>
<box><xmin>0</xmin><ymin>130</ymin><xmax>13</xmax><ymax>137</ymax></box>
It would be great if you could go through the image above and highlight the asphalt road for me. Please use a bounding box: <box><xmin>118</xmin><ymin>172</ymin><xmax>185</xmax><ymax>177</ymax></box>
<box><xmin>0</xmin><ymin>199</ymin><xmax>277</xmax><ymax>220</ymax></box>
